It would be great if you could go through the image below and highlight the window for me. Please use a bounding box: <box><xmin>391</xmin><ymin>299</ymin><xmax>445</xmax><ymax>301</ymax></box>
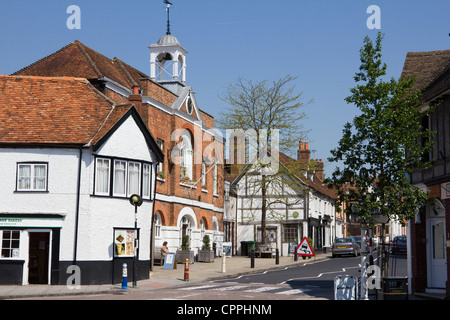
<box><xmin>94</xmin><ymin>157</ymin><xmax>152</xmax><ymax>199</ymax></box>
<box><xmin>157</xmin><ymin>139</ymin><xmax>164</xmax><ymax>174</ymax></box>
<box><xmin>180</xmin><ymin>130</ymin><xmax>193</xmax><ymax>181</ymax></box>
<box><xmin>213</xmin><ymin>163</ymin><xmax>218</xmax><ymax>195</ymax></box>
<box><xmin>17</xmin><ymin>163</ymin><xmax>47</xmax><ymax>191</ymax></box>
<box><xmin>154</xmin><ymin>212</ymin><xmax>162</xmax><ymax>238</ymax></box>
<box><xmin>95</xmin><ymin>158</ymin><xmax>110</xmax><ymax>195</ymax></box>
<box><xmin>201</xmin><ymin>161</ymin><xmax>206</xmax><ymax>187</ymax></box>
<box><xmin>113</xmin><ymin>160</ymin><xmax>127</xmax><ymax>196</ymax></box>
<box><xmin>128</xmin><ymin>162</ymin><xmax>141</xmax><ymax>196</ymax></box>
<box><xmin>1</xmin><ymin>230</ymin><xmax>20</xmax><ymax>258</ymax></box>
<box><xmin>143</xmin><ymin>164</ymin><xmax>151</xmax><ymax>199</ymax></box>
<box><xmin>283</xmin><ymin>224</ymin><xmax>298</xmax><ymax>242</ymax></box>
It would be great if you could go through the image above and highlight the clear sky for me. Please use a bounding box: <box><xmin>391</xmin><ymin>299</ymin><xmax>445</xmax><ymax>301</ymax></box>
<box><xmin>0</xmin><ymin>0</ymin><xmax>449</xmax><ymax>176</ymax></box>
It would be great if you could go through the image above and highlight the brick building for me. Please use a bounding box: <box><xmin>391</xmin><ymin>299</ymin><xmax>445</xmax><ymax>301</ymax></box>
<box><xmin>11</xmin><ymin>23</ymin><xmax>224</xmax><ymax>261</ymax></box>
<box><xmin>403</xmin><ymin>49</ymin><xmax>450</xmax><ymax>299</ymax></box>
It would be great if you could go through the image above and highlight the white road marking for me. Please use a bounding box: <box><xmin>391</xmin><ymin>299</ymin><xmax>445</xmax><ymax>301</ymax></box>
<box><xmin>212</xmin><ymin>285</ymin><xmax>249</xmax><ymax>291</ymax></box>
<box><xmin>178</xmin><ymin>285</ymin><xmax>221</xmax><ymax>291</ymax></box>
<box><xmin>244</xmin><ymin>287</ymin><xmax>279</xmax><ymax>293</ymax></box>
<box><xmin>275</xmin><ymin>289</ymin><xmax>311</xmax><ymax>295</ymax></box>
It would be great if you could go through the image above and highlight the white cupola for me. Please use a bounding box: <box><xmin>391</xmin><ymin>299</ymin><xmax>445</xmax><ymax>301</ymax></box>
<box><xmin>149</xmin><ymin>1</ymin><xmax>187</xmax><ymax>94</ymax></box>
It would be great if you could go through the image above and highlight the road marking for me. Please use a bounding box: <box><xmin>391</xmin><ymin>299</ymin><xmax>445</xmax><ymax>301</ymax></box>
<box><xmin>244</xmin><ymin>287</ymin><xmax>279</xmax><ymax>293</ymax></box>
<box><xmin>212</xmin><ymin>285</ymin><xmax>249</xmax><ymax>291</ymax></box>
<box><xmin>178</xmin><ymin>285</ymin><xmax>221</xmax><ymax>291</ymax></box>
<box><xmin>275</xmin><ymin>289</ymin><xmax>311</xmax><ymax>295</ymax></box>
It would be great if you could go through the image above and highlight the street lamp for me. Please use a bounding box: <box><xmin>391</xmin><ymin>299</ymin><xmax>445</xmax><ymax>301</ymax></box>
<box><xmin>129</xmin><ymin>194</ymin><xmax>142</xmax><ymax>287</ymax></box>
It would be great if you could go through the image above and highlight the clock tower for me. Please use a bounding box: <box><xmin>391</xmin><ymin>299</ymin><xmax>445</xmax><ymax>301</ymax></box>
<box><xmin>149</xmin><ymin>1</ymin><xmax>187</xmax><ymax>94</ymax></box>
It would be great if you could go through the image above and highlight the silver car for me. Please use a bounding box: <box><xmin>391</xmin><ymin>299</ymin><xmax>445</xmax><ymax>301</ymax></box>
<box><xmin>332</xmin><ymin>237</ymin><xmax>361</xmax><ymax>258</ymax></box>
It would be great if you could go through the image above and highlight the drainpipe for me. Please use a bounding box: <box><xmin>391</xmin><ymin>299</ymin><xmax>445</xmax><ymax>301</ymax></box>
<box><xmin>149</xmin><ymin>161</ymin><xmax>159</xmax><ymax>272</ymax></box>
<box><xmin>73</xmin><ymin>147</ymin><xmax>83</xmax><ymax>266</ymax></box>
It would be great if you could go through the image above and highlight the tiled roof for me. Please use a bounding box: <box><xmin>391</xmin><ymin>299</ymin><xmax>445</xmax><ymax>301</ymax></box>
<box><xmin>0</xmin><ymin>75</ymin><xmax>115</xmax><ymax>145</ymax></box>
<box><xmin>401</xmin><ymin>49</ymin><xmax>450</xmax><ymax>92</ymax></box>
<box><xmin>12</xmin><ymin>41</ymin><xmax>176</xmax><ymax>99</ymax></box>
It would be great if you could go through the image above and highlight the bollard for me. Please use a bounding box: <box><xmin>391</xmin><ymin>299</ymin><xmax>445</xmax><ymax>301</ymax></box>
<box><xmin>121</xmin><ymin>263</ymin><xmax>128</xmax><ymax>290</ymax></box>
<box><xmin>184</xmin><ymin>258</ymin><xmax>189</xmax><ymax>281</ymax></box>
<box><xmin>221</xmin><ymin>253</ymin><xmax>226</xmax><ymax>273</ymax></box>
<box><xmin>276</xmin><ymin>248</ymin><xmax>279</xmax><ymax>265</ymax></box>
<box><xmin>250</xmin><ymin>249</ymin><xmax>255</xmax><ymax>268</ymax></box>
<box><xmin>294</xmin><ymin>250</ymin><xmax>298</xmax><ymax>261</ymax></box>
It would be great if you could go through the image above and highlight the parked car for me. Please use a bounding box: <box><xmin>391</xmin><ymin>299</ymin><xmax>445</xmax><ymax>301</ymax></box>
<box><xmin>392</xmin><ymin>235</ymin><xmax>407</xmax><ymax>254</ymax></box>
<box><xmin>352</xmin><ymin>235</ymin><xmax>376</xmax><ymax>251</ymax></box>
<box><xmin>332</xmin><ymin>237</ymin><xmax>361</xmax><ymax>258</ymax></box>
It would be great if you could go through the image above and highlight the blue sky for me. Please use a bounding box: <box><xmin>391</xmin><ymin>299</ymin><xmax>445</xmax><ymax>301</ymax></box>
<box><xmin>0</xmin><ymin>0</ymin><xmax>449</xmax><ymax>176</ymax></box>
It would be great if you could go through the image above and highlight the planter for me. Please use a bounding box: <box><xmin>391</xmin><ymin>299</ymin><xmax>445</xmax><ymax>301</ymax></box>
<box><xmin>198</xmin><ymin>250</ymin><xmax>215</xmax><ymax>263</ymax></box>
<box><xmin>176</xmin><ymin>250</ymin><xmax>195</xmax><ymax>264</ymax></box>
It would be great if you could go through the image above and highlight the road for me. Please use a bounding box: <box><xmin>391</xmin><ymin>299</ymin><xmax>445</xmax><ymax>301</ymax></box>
<box><xmin>16</xmin><ymin>251</ymin><xmax>406</xmax><ymax>301</ymax></box>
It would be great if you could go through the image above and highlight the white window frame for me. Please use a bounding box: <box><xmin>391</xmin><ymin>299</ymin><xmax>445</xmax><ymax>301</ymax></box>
<box><xmin>16</xmin><ymin>163</ymin><xmax>48</xmax><ymax>191</ymax></box>
<box><xmin>0</xmin><ymin>230</ymin><xmax>21</xmax><ymax>259</ymax></box>
<box><xmin>157</xmin><ymin>139</ymin><xmax>164</xmax><ymax>174</ymax></box>
<box><xmin>143</xmin><ymin>163</ymin><xmax>152</xmax><ymax>199</ymax></box>
<box><xmin>95</xmin><ymin>158</ymin><xmax>111</xmax><ymax>195</ymax></box>
<box><xmin>127</xmin><ymin>161</ymin><xmax>141</xmax><ymax>197</ymax></box>
<box><xmin>113</xmin><ymin>160</ymin><xmax>127</xmax><ymax>197</ymax></box>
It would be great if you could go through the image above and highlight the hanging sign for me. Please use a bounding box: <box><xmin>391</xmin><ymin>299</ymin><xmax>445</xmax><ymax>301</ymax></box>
<box><xmin>296</xmin><ymin>237</ymin><xmax>315</xmax><ymax>257</ymax></box>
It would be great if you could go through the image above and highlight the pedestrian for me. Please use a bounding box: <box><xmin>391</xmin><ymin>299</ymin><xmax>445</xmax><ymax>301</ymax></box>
<box><xmin>161</xmin><ymin>241</ymin><xmax>170</xmax><ymax>264</ymax></box>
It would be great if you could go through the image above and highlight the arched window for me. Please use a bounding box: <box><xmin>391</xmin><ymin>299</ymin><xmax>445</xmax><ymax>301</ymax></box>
<box><xmin>180</xmin><ymin>130</ymin><xmax>193</xmax><ymax>181</ymax></box>
<box><xmin>200</xmin><ymin>218</ymin><xmax>206</xmax><ymax>240</ymax></box>
<box><xmin>154</xmin><ymin>212</ymin><xmax>162</xmax><ymax>238</ymax></box>
<box><xmin>181</xmin><ymin>216</ymin><xmax>192</xmax><ymax>240</ymax></box>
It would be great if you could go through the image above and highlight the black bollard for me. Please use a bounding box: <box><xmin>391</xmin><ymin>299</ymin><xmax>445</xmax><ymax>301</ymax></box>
<box><xmin>250</xmin><ymin>249</ymin><xmax>255</xmax><ymax>268</ymax></box>
<box><xmin>294</xmin><ymin>250</ymin><xmax>298</xmax><ymax>261</ymax></box>
<box><xmin>275</xmin><ymin>248</ymin><xmax>279</xmax><ymax>265</ymax></box>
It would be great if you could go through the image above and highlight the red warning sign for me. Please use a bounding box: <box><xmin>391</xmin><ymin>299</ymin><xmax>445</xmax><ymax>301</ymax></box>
<box><xmin>296</xmin><ymin>237</ymin><xmax>315</xmax><ymax>257</ymax></box>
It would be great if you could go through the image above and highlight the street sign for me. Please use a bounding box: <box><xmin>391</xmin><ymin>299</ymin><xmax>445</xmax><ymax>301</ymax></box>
<box><xmin>334</xmin><ymin>275</ymin><xmax>358</xmax><ymax>300</ymax></box>
<box><xmin>296</xmin><ymin>237</ymin><xmax>315</xmax><ymax>256</ymax></box>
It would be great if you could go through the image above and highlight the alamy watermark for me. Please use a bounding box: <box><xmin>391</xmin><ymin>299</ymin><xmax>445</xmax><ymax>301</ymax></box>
<box><xmin>66</xmin><ymin>5</ymin><xmax>81</xmax><ymax>30</ymax></box>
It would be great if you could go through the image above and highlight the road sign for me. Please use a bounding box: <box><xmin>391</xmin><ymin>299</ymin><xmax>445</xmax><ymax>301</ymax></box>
<box><xmin>296</xmin><ymin>237</ymin><xmax>315</xmax><ymax>256</ymax></box>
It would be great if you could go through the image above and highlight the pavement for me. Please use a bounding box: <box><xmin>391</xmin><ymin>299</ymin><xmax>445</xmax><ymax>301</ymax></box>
<box><xmin>0</xmin><ymin>253</ymin><xmax>330</xmax><ymax>299</ymax></box>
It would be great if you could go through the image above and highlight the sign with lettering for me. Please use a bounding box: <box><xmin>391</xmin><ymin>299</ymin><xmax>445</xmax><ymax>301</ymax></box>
<box><xmin>163</xmin><ymin>252</ymin><xmax>176</xmax><ymax>270</ymax></box>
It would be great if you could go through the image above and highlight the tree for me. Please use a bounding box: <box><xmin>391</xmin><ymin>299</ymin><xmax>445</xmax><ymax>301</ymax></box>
<box><xmin>326</xmin><ymin>32</ymin><xmax>435</xmax><ymax>274</ymax></box>
<box><xmin>217</xmin><ymin>75</ymin><xmax>310</xmax><ymax>244</ymax></box>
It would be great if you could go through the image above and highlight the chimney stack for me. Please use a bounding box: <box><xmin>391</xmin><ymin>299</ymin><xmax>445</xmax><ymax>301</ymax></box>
<box><xmin>315</xmin><ymin>159</ymin><xmax>324</xmax><ymax>181</ymax></box>
<box><xmin>129</xmin><ymin>85</ymin><xmax>147</xmax><ymax>123</ymax></box>
<box><xmin>297</xmin><ymin>141</ymin><xmax>311</xmax><ymax>168</ymax></box>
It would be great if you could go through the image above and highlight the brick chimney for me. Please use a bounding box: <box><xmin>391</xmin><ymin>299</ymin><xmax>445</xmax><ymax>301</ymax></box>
<box><xmin>297</xmin><ymin>141</ymin><xmax>311</xmax><ymax>169</ymax></box>
<box><xmin>315</xmin><ymin>159</ymin><xmax>324</xmax><ymax>181</ymax></box>
<box><xmin>129</xmin><ymin>85</ymin><xmax>147</xmax><ymax>123</ymax></box>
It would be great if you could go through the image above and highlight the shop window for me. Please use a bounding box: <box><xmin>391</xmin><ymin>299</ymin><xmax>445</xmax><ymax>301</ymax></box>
<box><xmin>1</xmin><ymin>230</ymin><xmax>20</xmax><ymax>258</ymax></box>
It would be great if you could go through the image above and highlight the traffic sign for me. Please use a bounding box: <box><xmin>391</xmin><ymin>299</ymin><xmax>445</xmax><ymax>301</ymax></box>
<box><xmin>296</xmin><ymin>237</ymin><xmax>315</xmax><ymax>256</ymax></box>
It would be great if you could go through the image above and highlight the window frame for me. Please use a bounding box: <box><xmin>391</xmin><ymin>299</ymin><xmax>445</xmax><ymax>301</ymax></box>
<box><xmin>94</xmin><ymin>156</ymin><xmax>153</xmax><ymax>200</ymax></box>
<box><xmin>0</xmin><ymin>230</ymin><xmax>21</xmax><ymax>259</ymax></box>
<box><xmin>16</xmin><ymin>162</ymin><xmax>48</xmax><ymax>192</ymax></box>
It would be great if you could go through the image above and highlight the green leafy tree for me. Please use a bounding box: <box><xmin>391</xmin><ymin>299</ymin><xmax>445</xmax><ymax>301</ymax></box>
<box><xmin>326</xmin><ymin>33</ymin><xmax>435</xmax><ymax>273</ymax></box>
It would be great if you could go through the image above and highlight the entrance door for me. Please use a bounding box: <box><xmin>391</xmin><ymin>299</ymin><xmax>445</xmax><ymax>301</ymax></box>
<box><xmin>429</xmin><ymin>220</ymin><xmax>447</xmax><ymax>288</ymax></box>
<box><xmin>28</xmin><ymin>232</ymin><xmax>50</xmax><ymax>284</ymax></box>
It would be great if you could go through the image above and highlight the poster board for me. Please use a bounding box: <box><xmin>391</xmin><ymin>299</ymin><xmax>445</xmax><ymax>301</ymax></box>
<box><xmin>163</xmin><ymin>252</ymin><xmax>176</xmax><ymax>270</ymax></box>
<box><xmin>223</xmin><ymin>242</ymin><xmax>232</xmax><ymax>257</ymax></box>
<box><xmin>114</xmin><ymin>228</ymin><xmax>138</xmax><ymax>257</ymax></box>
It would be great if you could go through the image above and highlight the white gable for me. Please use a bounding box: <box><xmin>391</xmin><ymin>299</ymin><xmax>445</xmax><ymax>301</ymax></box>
<box><xmin>95</xmin><ymin>115</ymin><xmax>156</xmax><ymax>162</ymax></box>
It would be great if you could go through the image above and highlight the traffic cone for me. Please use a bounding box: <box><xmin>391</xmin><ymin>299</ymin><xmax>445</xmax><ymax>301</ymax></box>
<box><xmin>184</xmin><ymin>258</ymin><xmax>189</xmax><ymax>281</ymax></box>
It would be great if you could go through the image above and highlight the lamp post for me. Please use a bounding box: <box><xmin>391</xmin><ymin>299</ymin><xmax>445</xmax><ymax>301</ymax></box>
<box><xmin>129</xmin><ymin>194</ymin><xmax>143</xmax><ymax>287</ymax></box>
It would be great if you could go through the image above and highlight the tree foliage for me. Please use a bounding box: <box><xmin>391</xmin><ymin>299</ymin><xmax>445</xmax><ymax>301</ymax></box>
<box><xmin>326</xmin><ymin>33</ymin><xmax>435</xmax><ymax>225</ymax></box>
